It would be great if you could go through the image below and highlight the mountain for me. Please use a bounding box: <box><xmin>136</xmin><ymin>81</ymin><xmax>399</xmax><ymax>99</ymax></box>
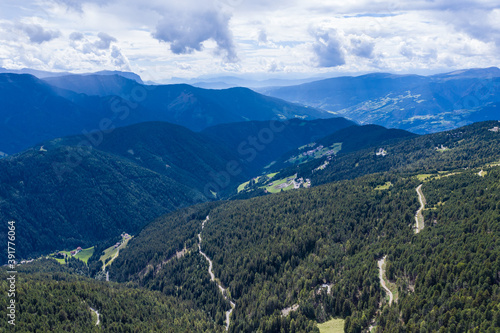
<box><xmin>166</xmin><ymin>75</ymin><xmax>322</xmax><ymax>89</ymax></box>
<box><xmin>289</xmin><ymin>120</ymin><xmax>500</xmax><ymax>187</ymax></box>
<box><xmin>3</xmin><ymin>120</ymin><xmax>500</xmax><ymax>332</ymax></box>
<box><xmin>109</xmin><ymin>120</ymin><xmax>500</xmax><ymax>332</ymax></box>
<box><xmin>43</xmin><ymin>74</ymin><xmax>142</xmax><ymax>97</ymax></box>
<box><xmin>45</xmin><ymin>121</ymin><xmax>250</xmax><ymax>196</ymax></box>
<box><xmin>0</xmin><ymin>144</ymin><xmax>209</xmax><ymax>260</ymax></box>
<box><xmin>0</xmin><ymin>67</ymin><xmax>143</xmax><ymax>83</ymax></box>
<box><xmin>0</xmin><ymin>67</ymin><xmax>72</xmax><ymax>78</ymax></box>
<box><xmin>0</xmin><ymin>73</ymin><xmax>118</xmax><ymax>155</ymax></box>
<box><xmin>261</xmin><ymin>68</ymin><xmax>500</xmax><ymax>134</ymax></box>
<box><xmin>200</xmin><ymin>117</ymin><xmax>355</xmax><ymax>172</ymax></box>
<box><xmin>0</xmin><ymin>117</ymin><xmax>359</xmax><ymax>261</ymax></box>
<box><xmin>44</xmin><ymin>74</ymin><xmax>331</xmax><ymax>130</ymax></box>
<box><xmin>267</xmin><ymin>124</ymin><xmax>416</xmax><ymax>172</ymax></box>
<box><xmin>0</xmin><ymin>73</ymin><xmax>331</xmax><ymax>154</ymax></box>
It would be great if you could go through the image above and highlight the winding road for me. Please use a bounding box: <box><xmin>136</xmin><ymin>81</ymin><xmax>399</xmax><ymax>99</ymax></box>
<box><xmin>377</xmin><ymin>256</ymin><xmax>393</xmax><ymax>305</ymax></box>
<box><xmin>198</xmin><ymin>216</ymin><xmax>235</xmax><ymax>331</ymax></box>
<box><xmin>415</xmin><ymin>184</ymin><xmax>426</xmax><ymax>233</ymax></box>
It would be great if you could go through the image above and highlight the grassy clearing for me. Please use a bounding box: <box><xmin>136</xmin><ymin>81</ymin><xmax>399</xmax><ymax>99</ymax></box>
<box><xmin>287</xmin><ymin>143</ymin><xmax>342</xmax><ymax>165</ymax></box>
<box><xmin>90</xmin><ymin>309</ymin><xmax>98</xmax><ymax>325</ymax></box>
<box><xmin>237</xmin><ymin>180</ymin><xmax>250</xmax><ymax>193</ymax></box>
<box><xmin>416</xmin><ymin>174</ymin><xmax>434</xmax><ymax>181</ymax></box>
<box><xmin>317</xmin><ymin>318</ymin><xmax>345</xmax><ymax>333</ymax></box>
<box><xmin>100</xmin><ymin>235</ymin><xmax>133</xmax><ymax>268</ymax></box>
<box><xmin>264</xmin><ymin>174</ymin><xmax>296</xmax><ymax>194</ymax></box>
<box><xmin>238</xmin><ymin>173</ymin><xmax>278</xmax><ymax>193</ymax></box>
<box><xmin>375</xmin><ymin>182</ymin><xmax>393</xmax><ymax>190</ymax></box>
<box><xmin>74</xmin><ymin>247</ymin><xmax>94</xmax><ymax>264</ymax></box>
<box><xmin>49</xmin><ymin>246</ymin><xmax>94</xmax><ymax>265</ymax></box>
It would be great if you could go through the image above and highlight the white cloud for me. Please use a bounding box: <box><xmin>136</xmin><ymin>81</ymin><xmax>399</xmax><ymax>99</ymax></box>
<box><xmin>310</xmin><ymin>28</ymin><xmax>345</xmax><ymax>68</ymax></box>
<box><xmin>16</xmin><ymin>22</ymin><xmax>61</xmax><ymax>43</ymax></box>
<box><xmin>94</xmin><ymin>32</ymin><xmax>116</xmax><ymax>49</ymax></box>
<box><xmin>152</xmin><ymin>5</ymin><xmax>237</xmax><ymax>62</ymax></box>
<box><xmin>0</xmin><ymin>0</ymin><xmax>499</xmax><ymax>80</ymax></box>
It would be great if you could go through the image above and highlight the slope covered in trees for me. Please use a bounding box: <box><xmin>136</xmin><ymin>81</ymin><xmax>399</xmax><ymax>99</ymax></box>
<box><xmin>109</xmin><ymin>120</ymin><xmax>500</xmax><ymax>332</ymax></box>
<box><xmin>200</xmin><ymin>117</ymin><xmax>355</xmax><ymax>172</ymax></box>
<box><xmin>268</xmin><ymin>124</ymin><xmax>416</xmax><ymax>172</ymax></box>
<box><xmin>0</xmin><ymin>260</ymin><xmax>223</xmax><ymax>332</ymax></box>
<box><xmin>0</xmin><ymin>145</ymin><xmax>206</xmax><ymax>260</ymax></box>
<box><xmin>378</xmin><ymin>168</ymin><xmax>500</xmax><ymax>332</ymax></box>
<box><xmin>0</xmin><ymin>116</ymin><xmax>360</xmax><ymax>261</ymax></box>
<box><xmin>279</xmin><ymin>121</ymin><xmax>500</xmax><ymax>187</ymax></box>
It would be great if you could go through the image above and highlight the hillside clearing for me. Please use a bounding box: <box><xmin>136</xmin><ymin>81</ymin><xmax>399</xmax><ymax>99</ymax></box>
<box><xmin>318</xmin><ymin>318</ymin><xmax>345</xmax><ymax>333</ymax></box>
<box><xmin>100</xmin><ymin>235</ymin><xmax>133</xmax><ymax>268</ymax></box>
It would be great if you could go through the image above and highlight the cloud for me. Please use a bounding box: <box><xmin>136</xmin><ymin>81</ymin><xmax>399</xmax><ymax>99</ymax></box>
<box><xmin>17</xmin><ymin>23</ymin><xmax>61</xmax><ymax>44</ymax></box>
<box><xmin>152</xmin><ymin>7</ymin><xmax>237</xmax><ymax>62</ymax></box>
<box><xmin>310</xmin><ymin>28</ymin><xmax>345</xmax><ymax>67</ymax></box>
<box><xmin>53</xmin><ymin>0</ymin><xmax>110</xmax><ymax>12</ymax></box>
<box><xmin>110</xmin><ymin>45</ymin><xmax>131</xmax><ymax>69</ymax></box>
<box><xmin>399</xmin><ymin>42</ymin><xmax>438</xmax><ymax>63</ymax></box>
<box><xmin>94</xmin><ymin>32</ymin><xmax>116</xmax><ymax>50</ymax></box>
<box><xmin>350</xmin><ymin>36</ymin><xmax>374</xmax><ymax>58</ymax></box>
<box><xmin>258</xmin><ymin>29</ymin><xmax>268</xmax><ymax>44</ymax></box>
<box><xmin>438</xmin><ymin>8</ymin><xmax>500</xmax><ymax>49</ymax></box>
<box><xmin>69</xmin><ymin>32</ymin><xmax>84</xmax><ymax>41</ymax></box>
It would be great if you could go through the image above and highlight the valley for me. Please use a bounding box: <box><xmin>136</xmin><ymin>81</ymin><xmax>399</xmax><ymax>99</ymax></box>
<box><xmin>0</xmin><ymin>68</ymin><xmax>499</xmax><ymax>333</ymax></box>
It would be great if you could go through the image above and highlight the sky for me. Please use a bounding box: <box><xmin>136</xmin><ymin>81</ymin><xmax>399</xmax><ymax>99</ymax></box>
<box><xmin>1</xmin><ymin>0</ymin><xmax>500</xmax><ymax>81</ymax></box>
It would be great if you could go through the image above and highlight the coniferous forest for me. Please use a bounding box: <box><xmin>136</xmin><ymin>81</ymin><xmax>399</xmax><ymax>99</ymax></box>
<box><xmin>2</xmin><ymin>120</ymin><xmax>500</xmax><ymax>332</ymax></box>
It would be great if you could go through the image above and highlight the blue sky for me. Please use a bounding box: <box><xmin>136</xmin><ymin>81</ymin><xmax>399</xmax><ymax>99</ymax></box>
<box><xmin>1</xmin><ymin>0</ymin><xmax>499</xmax><ymax>81</ymax></box>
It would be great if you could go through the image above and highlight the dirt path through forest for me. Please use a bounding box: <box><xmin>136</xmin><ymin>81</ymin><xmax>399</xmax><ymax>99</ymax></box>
<box><xmin>198</xmin><ymin>216</ymin><xmax>235</xmax><ymax>331</ymax></box>
<box><xmin>415</xmin><ymin>184</ymin><xmax>426</xmax><ymax>233</ymax></box>
<box><xmin>378</xmin><ymin>256</ymin><xmax>393</xmax><ymax>305</ymax></box>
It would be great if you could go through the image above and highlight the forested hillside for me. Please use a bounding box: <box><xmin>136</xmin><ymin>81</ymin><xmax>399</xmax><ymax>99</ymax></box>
<box><xmin>268</xmin><ymin>124</ymin><xmax>416</xmax><ymax>172</ymax></box>
<box><xmin>378</xmin><ymin>169</ymin><xmax>500</xmax><ymax>332</ymax></box>
<box><xmin>3</xmin><ymin>119</ymin><xmax>500</xmax><ymax>332</ymax></box>
<box><xmin>0</xmin><ymin>116</ymin><xmax>359</xmax><ymax>261</ymax></box>
<box><xmin>279</xmin><ymin>121</ymin><xmax>500</xmax><ymax>187</ymax></box>
<box><xmin>201</xmin><ymin>117</ymin><xmax>355</xmax><ymax>172</ymax></box>
<box><xmin>0</xmin><ymin>145</ymin><xmax>206</xmax><ymax>260</ymax></box>
<box><xmin>0</xmin><ymin>260</ymin><xmax>223</xmax><ymax>332</ymax></box>
<box><xmin>45</xmin><ymin>121</ymin><xmax>249</xmax><ymax>195</ymax></box>
<box><xmin>109</xmin><ymin>120</ymin><xmax>500</xmax><ymax>332</ymax></box>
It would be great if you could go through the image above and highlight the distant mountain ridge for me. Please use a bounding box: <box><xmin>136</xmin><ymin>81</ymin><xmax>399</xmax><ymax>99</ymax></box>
<box><xmin>261</xmin><ymin>67</ymin><xmax>500</xmax><ymax>134</ymax></box>
<box><xmin>0</xmin><ymin>73</ymin><xmax>331</xmax><ymax>154</ymax></box>
<box><xmin>0</xmin><ymin>67</ymin><xmax>143</xmax><ymax>83</ymax></box>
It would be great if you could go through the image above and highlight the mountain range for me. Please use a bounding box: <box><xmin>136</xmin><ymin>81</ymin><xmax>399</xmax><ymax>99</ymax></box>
<box><xmin>0</xmin><ymin>73</ymin><xmax>329</xmax><ymax>155</ymax></box>
<box><xmin>2</xmin><ymin>67</ymin><xmax>500</xmax><ymax>333</ymax></box>
<box><xmin>261</xmin><ymin>67</ymin><xmax>500</xmax><ymax>133</ymax></box>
